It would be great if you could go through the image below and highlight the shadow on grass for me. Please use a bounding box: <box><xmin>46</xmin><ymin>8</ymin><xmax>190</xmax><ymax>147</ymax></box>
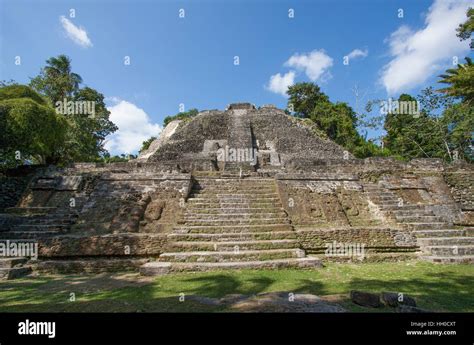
<box><xmin>181</xmin><ymin>275</ymin><xmax>278</xmax><ymax>298</ymax></box>
<box><xmin>0</xmin><ymin>269</ymin><xmax>472</xmax><ymax>312</ymax></box>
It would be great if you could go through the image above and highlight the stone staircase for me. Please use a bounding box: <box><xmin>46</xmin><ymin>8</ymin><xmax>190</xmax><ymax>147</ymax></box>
<box><xmin>365</xmin><ymin>183</ymin><xmax>474</xmax><ymax>264</ymax></box>
<box><xmin>0</xmin><ymin>206</ymin><xmax>79</xmax><ymax>239</ymax></box>
<box><xmin>0</xmin><ymin>257</ymin><xmax>32</xmax><ymax>280</ymax></box>
<box><xmin>141</xmin><ymin>177</ymin><xmax>321</xmax><ymax>275</ymax></box>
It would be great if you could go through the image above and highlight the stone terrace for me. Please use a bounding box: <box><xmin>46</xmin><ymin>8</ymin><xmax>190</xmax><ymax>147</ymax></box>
<box><xmin>0</xmin><ymin>104</ymin><xmax>472</xmax><ymax>279</ymax></box>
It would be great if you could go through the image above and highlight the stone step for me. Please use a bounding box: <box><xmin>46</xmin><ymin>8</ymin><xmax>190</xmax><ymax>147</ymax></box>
<box><xmin>188</xmin><ymin>198</ymin><xmax>282</xmax><ymax>204</ymax></box>
<box><xmin>33</xmin><ymin>258</ymin><xmax>148</xmax><ymax>274</ymax></box>
<box><xmin>185</xmin><ymin>207</ymin><xmax>285</xmax><ymax>214</ymax></box>
<box><xmin>158</xmin><ymin>248</ymin><xmax>306</xmax><ymax>263</ymax></box>
<box><xmin>0</xmin><ymin>257</ymin><xmax>27</xmax><ymax>269</ymax></box>
<box><xmin>5</xmin><ymin>207</ymin><xmax>57</xmax><ymax>215</ymax></box>
<box><xmin>0</xmin><ymin>266</ymin><xmax>32</xmax><ymax>280</ymax></box>
<box><xmin>167</xmin><ymin>231</ymin><xmax>297</xmax><ymax>242</ymax></box>
<box><xmin>365</xmin><ymin>193</ymin><xmax>395</xmax><ymax>198</ymax></box>
<box><xmin>168</xmin><ymin>239</ymin><xmax>300</xmax><ymax>251</ymax></box>
<box><xmin>413</xmin><ymin>229</ymin><xmax>468</xmax><ymax>238</ymax></box>
<box><xmin>371</xmin><ymin>195</ymin><xmax>399</xmax><ymax>200</ymax></box>
<box><xmin>11</xmin><ymin>218</ymin><xmax>77</xmax><ymax>226</ymax></box>
<box><xmin>395</xmin><ymin>215</ymin><xmax>443</xmax><ymax>223</ymax></box>
<box><xmin>0</xmin><ymin>230</ymin><xmax>62</xmax><ymax>239</ymax></box>
<box><xmin>193</xmin><ymin>185</ymin><xmax>276</xmax><ymax>190</ymax></box>
<box><xmin>194</xmin><ymin>180</ymin><xmax>274</xmax><ymax>184</ymax></box>
<box><xmin>140</xmin><ymin>257</ymin><xmax>322</xmax><ymax>275</ymax></box>
<box><xmin>392</xmin><ymin>210</ymin><xmax>435</xmax><ymax>217</ymax></box>
<box><xmin>417</xmin><ymin>237</ymin><xmax>474</xmax><ymax>246</ymax></box>
<box><xmin>187</xmin><ymin>201</ymin><xmax>283</xmax><ymax>208</ymax></box>
<box><xmin>174</xmin><ymin>224</ymin><xmax>293</xmax><ymax>234</ymax></box>
<box><xmin>379</xmin><ymin>202</ymin><xmax>408</xmax><ymax>208</ymax></box>
<box><xmin>191</xmin><ymin>188</ymin><xmax>276</xmax><ymax>194</ymax></box>
<box><xmin>182</xmin><ymin>218</ymin><xmax>290</xmax><ymax>226</ymax></box>
<box><xmin>381</xmin><ymin>205</ymin><xmax>429</xmax><ymax>211</ymax></box>
<box><xmin>194</xmin><ymin>178</ymin><xmax>275</xmax><ymax>183</ymax></box>
<box><xmin>5</xmin><ymin>210</ymin><xmax>79</xmax><ymax>217</ymax></box>
<box><xmin>190</xmin><ymin>191</ymin><xmax>279</xmax><ymax>196</ymax></box>
<box><xmin>193</xmin><ymin>184</ymin><xmax>276</xmax><ymax>189</ymax></box>
<box><xmin>423</xmin><ymin>245</ymin><xmax>474</xmax><ymax>256</ymax></box>
<box><xmin>420</xmin><ymin>255</ymin><xmax>474</xmax><ymax>264</ymax></box>
<box><xmin>402</xmin><ymin>223</ymin><xmax>453</xmax><ymax>231</ymax></box>
<box><xmin>183</xmin><ymin>213</ymin><xmax>287</xmax><ymax>220</ymax></box>
<box><xmin>15</xmin><ymin>224</ymin><xmax>69</xmax><ymax>232</ymax></box>
<box><xmin>4</xmin><ymin>213</ymin><xmax>78</xmax><ymax>221</ymax></box>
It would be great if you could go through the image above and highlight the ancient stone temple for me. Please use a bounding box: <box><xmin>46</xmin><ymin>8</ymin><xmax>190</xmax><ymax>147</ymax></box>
<box><xmin>0</xmin><ymin>103</ymin><xmax>473</xmax><ymax>278</ymax></box>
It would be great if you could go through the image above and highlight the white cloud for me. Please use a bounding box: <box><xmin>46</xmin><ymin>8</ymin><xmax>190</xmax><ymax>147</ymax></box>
<box><xmin>380</xmin><ymin>0</ymin><xmax>471</xmax><ymax>95</ymax></box>
<box><xmin>347</xmin><ymin>48</ymin><xmax>368</xmax><ymax>60</ymax></box>
<box><xmin>285</xmin><ymin>50</ymin><xmax>333</xmax><ymax>81</ymax></box>
<box><xmin>59</xmin><ymin>16</ymin><xmax>93</xmax><ymax>48</ymax></box>
<box><xmin>105</xmin><ymin>100</ymin><xmax>162</xmax><ymax>154</ymax></box>
<box><xmin>266</xmin><ymin>71</ymin><xmax>296</xmax><ymax>96</ymax></box>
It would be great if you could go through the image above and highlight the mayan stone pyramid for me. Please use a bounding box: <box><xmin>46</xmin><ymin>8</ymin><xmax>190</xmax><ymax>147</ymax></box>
<box><xmin>1</xmin><ymin>103</ymin><xmax>472</xmax><ymax>278</ymax></box>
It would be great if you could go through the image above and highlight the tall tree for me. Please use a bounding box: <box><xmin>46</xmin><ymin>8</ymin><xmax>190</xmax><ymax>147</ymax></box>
<box><xmin>30</xmin><ymin>55</ymin><xmax>82</xmax><ymax>104</ymax></box>
<box><xmin>456</xmin><ymin>7</ymin><xmax>474</xmax><ymax>49</ymax></box>
<box><xmin>287</xmin><ymin>82</ymin><xmax>329</xmax><ymax>118</ymax></box>
<box><xmin>29</xmin><ymin>56</ymin><xmax>117</xmax><ymax>163</ymax></box>
<box><xmin>438</xmin><ymin>57</ymin><xmax>474</xmax><ymax>105</ymax></box>
<box><xmin>383</xmin><ymin>94</ymin><xmax>435</xmax><ymax>159</ymax></box>
<box><xmin>382</xmin><ymin>89</ymin><xmax>472</xmax><ymax>162</ymax></box>
<box><xmin>62</xmin><ymin>87</ymin><xmax>118</xmax><ymax>162</ymax></box>
<box><xmin>287</xmin><ymin>82</ymin><xmax>386</xmax><ymax>158</ymax></box>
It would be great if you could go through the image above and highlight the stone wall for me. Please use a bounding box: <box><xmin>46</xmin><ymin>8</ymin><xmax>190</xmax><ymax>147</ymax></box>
<box><xmin>0</xmin><ymin>166</ymin><xmax>39</xmax><ymax>212</ymax></box>
<box><xmin>295</xmin><ymin>227</ymin><xmax>416</xmax><ymax>254</ymax></box>
<box><xmin>37</xmin><ymin>233</ymin><xmax>167</xmax><ymax>257</ymax></box>
<box><xmin>444</xmin><ymin>165</ymin><xmax>474</xmax><ymax>225</ymax></box>
<box><xmin>0</xmin><ymin>164</ymin><xmax>192</xmax><ymax>262</ymax></box>
<box><xmin>276</xmin><ymin>175</ymin><xmax>383</xmax><ymax>228</ymax></box>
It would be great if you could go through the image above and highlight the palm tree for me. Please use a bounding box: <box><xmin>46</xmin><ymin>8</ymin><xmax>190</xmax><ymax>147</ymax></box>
<box><xmin>30</xmin><ymin>55</ymin><xmax>82</xmax><ymax>103</ymax></box>
<box><xmin>438</xmin><ymin>57</ymin><xmax>474</xmax><ymax>105</ymax></box>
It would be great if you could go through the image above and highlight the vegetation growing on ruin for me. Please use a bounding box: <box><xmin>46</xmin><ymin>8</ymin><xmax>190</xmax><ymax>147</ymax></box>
<box><xmin>163</xmin><ymin>108</ymin><xmax>199</xmax><ymax>127</ymax></box>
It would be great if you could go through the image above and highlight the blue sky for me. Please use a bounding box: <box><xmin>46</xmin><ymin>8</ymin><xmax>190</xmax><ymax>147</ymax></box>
<box><xmin>1</xmin><ymin>0</ymin><xmax>472</xmax><ymax>154</ymax></box>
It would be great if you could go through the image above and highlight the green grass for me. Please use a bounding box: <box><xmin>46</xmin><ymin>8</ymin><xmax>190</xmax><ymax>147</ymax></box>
<box><xmin>0</xmin><ymin>261</ymin><xmax>473</xmax><ymax>312</ymax></box>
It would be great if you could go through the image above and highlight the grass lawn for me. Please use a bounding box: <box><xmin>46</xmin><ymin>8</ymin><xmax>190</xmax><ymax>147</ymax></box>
<box><xmin>0</xmin><ymin>261</ymin><xmax>473</xmax><ymax>312</ymax></box>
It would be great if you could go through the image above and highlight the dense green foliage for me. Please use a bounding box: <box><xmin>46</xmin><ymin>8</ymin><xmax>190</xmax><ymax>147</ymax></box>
<box><xmin>438</xmin><ymin>57</ymin><xmax>474</xmax><ymax>105</ymax></box>
<box><xmin>379</xmin><ymin>88</ymin><xmax>473</xmax><ymax>162</ymax></box>
<box><xmin>287</xmin><ymin>83</ymin><xmax>388</xmax><ymax>158</ymax></box>
<box><xmin>61</xmin><ymin>87</ymin><xmax>117</xmax><ymax>162</ymax></box>
<box><xmin>139</xmin><ymin>136</ymin><xmax>157</xmax><ymax>153</ymax></box>
<box><xmin>0</xmin><ymin>84</ymin><xmax>47</xmax><ymax>104</ymax></box>
<box><xmin>31</xmin><ymin>56</ymin><xmax>117</xmax><ymax>163</ymax></box>
<box><xmin>30</xmin><ymin>55</ymin><xmax>83</xmax><ymax>104</ymax></box>
<box><xmin>1</xmin><ymin>56</ymin><xmax>118</xmax><ymax>168</ymax></box>
<box><xmin>0</xmin><ymin>86</ymin><xmax>68</xmax><ymax>165</ymax></box>
<box><xmin>163</xmin><ymin>108</ymin><xmax>199</xmax><ymax>127</ymax></box>
<box><xmin>287</xmin><ymin>80</ymin><xmax>472</xmax><ymax>162</ymax></box>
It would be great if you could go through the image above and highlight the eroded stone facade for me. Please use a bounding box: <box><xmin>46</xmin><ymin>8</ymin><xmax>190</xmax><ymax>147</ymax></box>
<box><xmin>0</xmin><ymin>104</ymin><xmax>472</xmax><ymax>276</ymax></box>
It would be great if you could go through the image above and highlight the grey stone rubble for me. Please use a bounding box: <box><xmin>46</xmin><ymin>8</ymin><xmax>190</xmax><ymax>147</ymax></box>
<box><xmin>0</xmin><ymin>257</ymin><xmax>32</xmax><ymax>280</ymax></box>
<box><xmin>0</xmin><ymin>103</ymin><xmax>472</xmax><ymax>278</ymax></box>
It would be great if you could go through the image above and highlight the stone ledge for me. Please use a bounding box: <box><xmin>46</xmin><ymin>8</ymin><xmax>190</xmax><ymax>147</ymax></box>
<box><xmin>33</xmin><ymin>257</ymin><xmax>148</xmax><ymax>274</ymax></box>
<box><xmin>36</xmin><ymin>233</ymin><xmax>168</xmax><ymax>257</ymax></box>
